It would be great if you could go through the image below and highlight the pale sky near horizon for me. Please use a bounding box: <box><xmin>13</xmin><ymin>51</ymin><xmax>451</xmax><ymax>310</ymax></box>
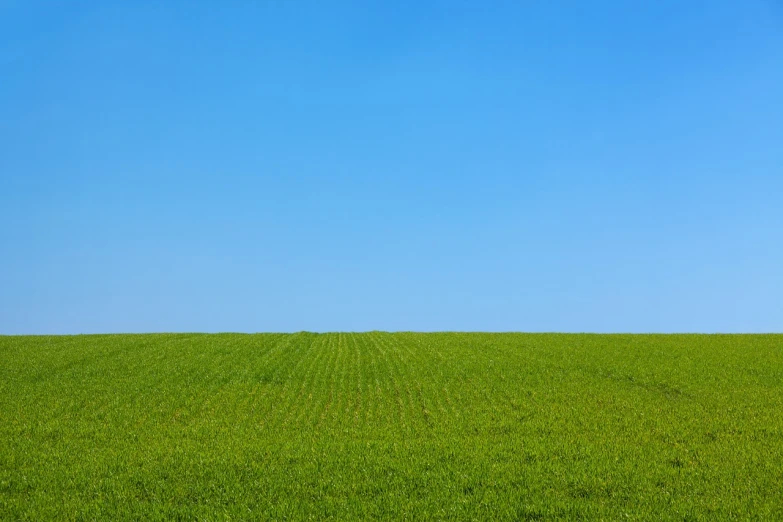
<box><xmin>1</xmin><ymin>1</ymin><xmax>782</xmax><ymax>334</ymax></box>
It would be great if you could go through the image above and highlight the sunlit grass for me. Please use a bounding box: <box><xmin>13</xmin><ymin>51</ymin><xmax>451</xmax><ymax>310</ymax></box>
<box><xmin>1</xmin><ymin>332</ymin><xmax>781</xmax><ymax>519</ymax></box>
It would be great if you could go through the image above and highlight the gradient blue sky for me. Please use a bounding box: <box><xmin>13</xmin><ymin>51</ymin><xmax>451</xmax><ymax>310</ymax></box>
<box><xmin>1</xmin><ymin>1</ymin><xmax>782</xmax><ymax>334</ymax></box>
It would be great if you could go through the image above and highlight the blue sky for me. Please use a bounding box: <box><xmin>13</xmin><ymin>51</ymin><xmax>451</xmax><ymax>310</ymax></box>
<box><xmin>1</xmin><ymin>1</ymin><xmax>782</xmax><ymax>334</ymax></box>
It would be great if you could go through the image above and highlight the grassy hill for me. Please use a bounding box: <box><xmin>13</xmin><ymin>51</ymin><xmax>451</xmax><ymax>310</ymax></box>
<box><xmin>1</xmin><ymin>332</ymin><xmax>781</xmax><ymax>520</ymax></box>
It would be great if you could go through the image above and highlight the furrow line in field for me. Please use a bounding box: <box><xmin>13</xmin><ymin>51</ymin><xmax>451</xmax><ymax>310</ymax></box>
<box><xmin>473</xmin><ymin>335</ymin><xmax>533</xmax><ymax>422</ymax></box>
<box><xmin>197</xmin><ymin>334</ymin><xmax>260</xmax><ymax>423</ymax></box>
<box><xmin>257</xmin><ymin>333</ymin><xmax>305</xmax><ymax>427</ymax></box>
<box><xmin>342</xmin><ymin>332</ymin><xmax>356</xmax><ymax>425</ymax></box>
<box><xmin>374</xmin><ymin>332</ymin><xmax>417</xmax><ymax>433</ymax></box>
<box><xmin>361</xmin><ymin>332</ymin><xmax>382</xmax><ymax>427</ymax></box>
<box><xmin>315</xmin><ymin>332</ymin><xmax>341</xmax><ymax>432</ymax></box>
<box><xmin>236</xmin><ymin>335</ymin><xmax>286</xmax><ymax>425</ymax></box>
<box><xmin>335</xmin><ymin>332</ymin><xmax>351</xmax><ymax>429</ymax></box>
<box><xmin>290</xmin><ymin>332</ymin><xmax>330</xmax><ymax>429</ymax></box>
<box><xmin>367</xmin><ymin>332</ymin><xmax>405</xmax><ymax>424</ymax></box>
<box><xmin>142</xmin><ymin>334</ymin><xmax>221</xmax><ymax>421</ymax></box>
<box><xmin>348</xmin><ymin>332</ymin><xmax>364</xmax><ymax>429</ymax></box>
<box><xmin>244</xmin><ymin>333</ymin><xmax>290</xmax><ymax>374</ymax></box>
<box><xmin>385</xmin><ymin>333</ymin><xmax>441</xmax><ymax>429</ymax></box>
<box><xmin>173</xmin><ymin>335</ymin><xmax>229</xmax><ymax>424</ymax></box>
<box><xmin>302</xmin><ymin>332</ymin><xmax>335</xmax><ymax>429</ymax></box>
<box><xmin>413</xmin><ymin>333</ymin><xmax>458</xmax><ymax>417</ymax></box>
<box><xmin>366</xmin><ymin>331</ymin><xmax>405</xmax><ymax>430</ymax></box>
<box><xmin>186</xmin><ymin>333</ymin><xmax>286</xmax><ymax>419</ymax></box>
<box><xmin>272</xmin><ymin>333</ymin><xmax>321</xmax><ymax>431</ymax></box>
<box><xmin>248</xmin><ymin>334</ymin><xmax>292</xmax><ymax>431</ymax></box>
<box><xmin>469</xmin><ymin>336</ymin><xmax>517</xmax><ymax>429</ymax></box>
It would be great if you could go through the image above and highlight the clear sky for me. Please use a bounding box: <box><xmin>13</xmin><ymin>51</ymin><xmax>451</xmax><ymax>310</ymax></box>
<box><xmin>1</xmin><ymin>1</ymin><xmax>782</xmax><ymax>334</ymax></box>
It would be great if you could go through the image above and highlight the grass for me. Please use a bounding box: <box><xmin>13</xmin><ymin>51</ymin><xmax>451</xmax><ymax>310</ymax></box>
<box><xmin>1</xmin><ymin>332</ymin><xmax>781</xmax><ymax>520</ymax></box>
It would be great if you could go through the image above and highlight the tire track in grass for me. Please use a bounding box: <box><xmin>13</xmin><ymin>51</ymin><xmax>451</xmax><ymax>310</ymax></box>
<box><xmin>336</xmin><ymin>332</ymin><xmax>351</xmax><ymax>422</ymax></box>
<box><xmin>169</xmin><ymin>334</ymin><xmax>232</xmax><ymax>433</ymax></box>
<box><xmin>236</xmin><ymin>333</ymin><xmax>289</xmax><ymax>390</ymax></box>
<box><xmin>373</xmin><ymin>332</ymin><xmax>417</xmax><ymax>435</ymax></box>
<box><xmin>271</xmin><ymin>333</ymin><xmax>321</xmax><ymax>433</ymax></box>
<box><xmin>144</xmin><ymin>334</ymin><xmax>206</xmax><ymax>424</ymax></box>
<box><xmin>337</xmin><ymin>333</ymin><xmax>353</xmax><ymax>428</ymax></box>
<box><xmin>415</xmin><ymin>332</ymin><xmax>492</xmax><ymax>430</ymax></box>
<box><xmin>348</xmin><ymin>333</ymin><xmax>366</xmax><ymax>430</ymax></box>
<box><xmin>423</xmin><ymin>333</ymin><xmax>459</xmax><ymax>427</ymax></box>
<box><xmin>238</xmin><ymin>334</ymin><xmax>288</xmax><ymax>382</ymax></box>
<box><xmin>314</xmin><ymin>332</ymin><xmax>341</xmax><ymax>433</ymax></box>
<box><xmin>230</xmin><ymin>335</ymin><xmax>287</xmax><ymax>432</ymax></box>
<box><xmin>253</xmin><ymin>333</ymin><xmax>304</xmax><ymax>430</ymax></box>
<box><xmin>229</xmin><ymin>333</ymin><xmax>291</xmax><ymax>432</ymax></box>
<box><xmin>385</xmin><ymin>333</ymin><xmax>442</xmax><ymax>431</ymax></box>
<box><xmin>289</xmin><ymin>333</ymin><xmax>331</xmax><ymax>430</ymax></box>
<box><xmin>249</xmin><ymin>333</ymin><xmax>300</xmax><ymax>385</ymax></box>
<box><xmin>359</xmin><ymin>333</ymin><xmax>382</xmax><ymax>429</ymax></box>
<box><xmin>365</xmin><ymin>331</ymin><xmax>406</xmax><ymax>433</ymax></box>
<box><xmin>371</xmin><ymin>332</ymin><xmax>389</xmax><ymax>427</ymax></box>
<box><xmin>430</xmin><ymin>335</ymin><xmax>459</xmax><ymax>419</ymax></box>
<box><xmin>303</xmin><ymin>332</ymin><xmax>336</xmax><ymax>431</ymax></box>
<box><xmin>392</xmin><ymin>333</ymin><xmax>421</xmax><ymax>434</ymax></box>
<box><xmin>490</xmin><ymin>335</ymin><xmax>544</xmax><ymax>428</ymax></box>
<box><xmin>124</xmin><ymin>334</ymin><xmax>211</xmax><ymax>428</ymax></box>
<box><xmin>353</xmin><ymin>333</ymin><xmax>370</xmax><ymax>426</ymax></box>
<box><xmin>438</xmin><ymin>333</ymin><xmax>472</xmax><ymax>418</ymax></box>
<box><xmin>334</xmin><ymin>333</ymin><xmax>352</xmax><ymax>433</ymax></box>
<box><xmin>465</xmin><ymin>334</ymin><xmax>538</xmax><ymax>437</ymax></box>
<box><xmin>404</xmin><ymin>333</ymin><xmax>458</xmax><ymax>420</ymax></box>
<box><xmin>340</xmin><ymin>332</ymin><xmax>361</xmax><ymax>434</ymax></box>
<box><xmin>280</xmin><ymin>332</ymin><xmax>323</xmax><ymax>429</ymax></box>
<box><xmin>219</xmin><ymin>334</ymin><xmax>288</xmax><ymax>432</ymax></box>
<box><xmin>364</xmin><ymin>332</ymin><xmax>404</xmax><ymax>428</ymax></box>
<box><xmin>468</xmin><ymin>335</ymin><xmax>511</xmax><ymax>434</ymax></box>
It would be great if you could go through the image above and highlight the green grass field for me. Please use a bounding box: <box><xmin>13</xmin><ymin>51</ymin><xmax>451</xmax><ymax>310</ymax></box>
<box><xmin>1</xmin><ymin>333</ymin><xmax>781</xmax><ymax>520</ymax></box>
